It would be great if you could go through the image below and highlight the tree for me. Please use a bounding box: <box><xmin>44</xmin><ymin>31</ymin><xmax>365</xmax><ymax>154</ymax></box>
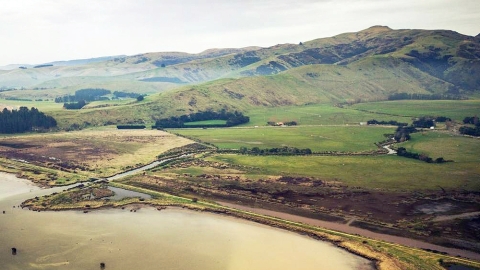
<box><xmin>0</xmin><ymin>106</ymin><xmax>57</xmax><ymax>133</ymax></box>
<box><xmin>136</xmin><ymin>95</ymin><xmax>144</xmax><ymax>102</ymax></box>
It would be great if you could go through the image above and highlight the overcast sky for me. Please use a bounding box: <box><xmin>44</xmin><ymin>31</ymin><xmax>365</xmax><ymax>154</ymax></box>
<box><xmin>1</xmin><ymin>0</ymin><xmax>479</xmax><ymax>66</ymax></box>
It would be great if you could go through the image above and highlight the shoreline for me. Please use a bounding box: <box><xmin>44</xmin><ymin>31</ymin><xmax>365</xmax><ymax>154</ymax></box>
<box><xmin>6</xmin><ymin>172</ymin><xmax>480</xmax><ymax>269</ymax></box>
<box><xmin>20</xmin><ymin>196</ymin><xmax>480</xmax><ymax>270</ymax></box>
<box><xmin>218</xmin><ymin>201</ymin><xmax>480</xmax><ymax>261</ymax></box>
<box><xmin>20</xmin><ymin>201</ymin><xmax>384</xmax><ymax>269</ymax></box>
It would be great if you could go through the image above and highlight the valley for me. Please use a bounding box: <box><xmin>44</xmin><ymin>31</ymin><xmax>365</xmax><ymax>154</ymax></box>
<box><xmin>1</xmin><ymin>26</ymin><xmax>480</xmax><ymax>269</ymax></box>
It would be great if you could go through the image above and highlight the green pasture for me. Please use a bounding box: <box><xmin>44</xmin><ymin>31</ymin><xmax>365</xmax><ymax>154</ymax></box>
<box><xmin>172</xmin><ymin>125</ymin><xmax>394</xmax><ymax>152</ymax></box>
<box><xmin>184</xmin><ymin>120</ymin><xmax>227</xmax><ymax>126</ymax></box>
<box><xmin>399</xmin><ymin>131</ymin><xmax>480</xmax><ymax>163</ymax></box>
<box><xmin>245</xmin><ymin>104</ymin><xmax>411</xmax><ymax>126</ymax></box>
<box><xmin>351</xmin><ymin>100</ymin><xmax>480</xmax><ymax>121</ymax></box>
<box><xmin>0</xmin><ymin>98</ymin><xmax>63</xmax><ymax>112</ymax></box>
<box><xmin>83</xmin><ymin>98</ymin><xmax>136</xmax><ymax>108</ymax></box>
<box><xmin>208</xmin><ymin>154</ymin><xmax>480</xmax><ymax>191</ymax></box>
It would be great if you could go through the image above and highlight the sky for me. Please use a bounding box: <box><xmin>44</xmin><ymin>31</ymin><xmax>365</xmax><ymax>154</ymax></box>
<box><xmin>0</xmin><ymin>0</ymin><xmax>479</xmax><ymax>66</ymax></box>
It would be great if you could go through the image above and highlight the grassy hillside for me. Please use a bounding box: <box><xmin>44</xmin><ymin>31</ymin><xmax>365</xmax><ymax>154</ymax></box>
<box><xmin>231</xmin><ymin>26</ymin><xmax>480</xmax><ymax>91</ymax></box>
<box><xmin>1</xmin><ymin>26</ymin><xmax>478</xmax><ymax>101</ymax></box>
<box><xmin>1</xmin><ymin>26</ymin><xmax>479</xmax><ymax>128</ymax></box>
<box><xmin>45</xmin><ymin>59</ymin><xmax>463</xmax><ymax>128</ymax></box>
<box><xmin>123</xmin><ymin>59</ymin><xmax>452</xmax><ymax>115</ymax></box>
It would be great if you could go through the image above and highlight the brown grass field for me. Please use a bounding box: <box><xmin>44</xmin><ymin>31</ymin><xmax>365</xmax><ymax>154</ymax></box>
<box><xmin>0</xmin><ymin>127</ymin><xmax>193</xmax><ymax>184</ymax></box>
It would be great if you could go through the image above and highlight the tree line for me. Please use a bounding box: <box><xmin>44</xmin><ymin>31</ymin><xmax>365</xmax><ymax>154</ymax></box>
<box><xmin>463</xmin><ymin>116</ymin><xmax>479</xmax><ymax>125</ymax></box>
<box><xmin>55</xmin><ymin>88</ymin><xmax>111</xmax><ymax>103</ymax></box>
<box><xmin>367</xmin><ymin>119</ymin><xmax>407</xmax><ymax>126</ymax></box>
<box><xmin>155</xmin><ymin>110</ymin><xmax>249</xmax><ymax>128</ymax></box>
<box><xmin>460</xmin><ymin>116</ymin><xmax>480</xmax><ymax>136</ymax></box>
<box><xmin>396</xmin><ymin>147</ymin><xmax>449</xmax><ymax>163</ymax></box>
<box><xmin>239</xmin><ymin>146</ymin><xmax>312</xmax><ymax>155</ymax></box>
<box><xmin>116</xmin><ymin>125</ymin><xmax>146</xmax><ymax>129</ymax></box>
<box><xmin>412</xmin><ymin>117</ymin><xmax>435</xmax><ymax>128</ymax></box>
<box><xmin>0</xmin><ymin>107</ymin><xmax>57</xmax><ymax>133</ymax></box>
<box><xmin>63</xmin><ymin>100</ymin><xmax>87</xmax><ymax>110</ymax></box>
<box><xmin>388</xmin><ymin>93</ymin><xmax>466</xmax><ymax>101</ymax></box>
<box><xmin>394</xmin><ymin>126</ymin><xmax>418</xmax><ymax>142</ymax></box>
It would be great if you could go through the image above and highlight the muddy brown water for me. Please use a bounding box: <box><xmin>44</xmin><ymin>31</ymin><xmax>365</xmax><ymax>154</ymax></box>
<box><xmin>218</xmin><ymin>201</ymin><xmax>480</xmax><ymax>261</ymax></box>
<box><xmin>0</xmin><ymin>172</ymin><xmax>373</xmax><ymax>270</ymax></box>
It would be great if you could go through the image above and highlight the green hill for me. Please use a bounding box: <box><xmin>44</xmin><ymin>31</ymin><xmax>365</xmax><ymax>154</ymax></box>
<box><xmin>4</xmin><ymin>25</ymin><xmax>478</xmax><ymax>97</ymax></box>
<box><xmin>48</xmin><ymin>58</ymin><xmax>454</xmax><ymax>128</ymax></box>
<box><xmin>2</xmin><ymin>26</ymin><xmax>480</xmax><ymax>128</ymax></box>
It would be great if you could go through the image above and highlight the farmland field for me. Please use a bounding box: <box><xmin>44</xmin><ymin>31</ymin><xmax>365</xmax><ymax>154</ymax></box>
<box><xmin>350</xmin><ymin>100</ymin><xmax>480</xmax><ymax>121</ymax></box>
<box><xmin>0</xmin><ymin>98</ymin><xmax>63</xmax><ymax>112</ymax></box>
<box><xmin>399</xmin><ymin>131</ymin><xmax>480</xmax><ymax>163</ymax></box>
<box><xmin>172</xmin><ymin>125</ymin><xmax>394</xmax><ymax>152</ymax></box>
<box><xmin>207</xmin><ymin>154</ymin><xmax>480</xmax><ymax>191</ymax></box>
<box><xmin>245</xmin><ymin>104</ymin><xmax>411</xmax><ymax>126</ymax></box>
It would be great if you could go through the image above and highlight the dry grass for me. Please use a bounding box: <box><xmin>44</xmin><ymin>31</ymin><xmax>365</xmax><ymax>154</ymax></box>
<box><xmin>0</xmin><ymin>127</ymin><xmax>193</xmax><ymax>182</ymax></box>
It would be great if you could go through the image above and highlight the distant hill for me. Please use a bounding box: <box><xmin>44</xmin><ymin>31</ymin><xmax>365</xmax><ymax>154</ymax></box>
<box><xmin>2</xmin><ymin>26</ymin><xmax>478</xmax><ymax>94</ymax></box>
<box><xmin>0</xmin><ymin>56</ymin><xmax>123</xmax><ymax>70</ymax></box>
<box><xmin>2</xmin><ymin>26</ymin><xmax>480</xmax><ymax>127</ymax></box>
<box><xmin>44</xmin><ymin>55</ymin><xmax>125</xmax><ymax>67</ymax></box>
<box><xmin>0</xmin><ymin>47</ymin><xmax>261</xmax><ymax>92</ymax></box>
<box><xmin>0</xmin><ymin>64</ymin><xmax>33</xmax><ymax>70</ymax></box>
<box><xmin>48</xmin><ymin>57</ymin><xmax>461</xmax><ymax>129</ymax></box>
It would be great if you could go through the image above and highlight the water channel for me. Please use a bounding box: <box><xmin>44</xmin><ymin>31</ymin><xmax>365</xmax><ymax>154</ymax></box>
<box><xmin>0</xmin><ymin>172</ymin><xmax>374</xmax><ymax>270</ymax></box>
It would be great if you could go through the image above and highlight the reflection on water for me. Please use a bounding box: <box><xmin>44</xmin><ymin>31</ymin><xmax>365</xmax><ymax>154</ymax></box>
<box><xmin>107</xmin><ymin>186</ymin><xmax>151</xmax><ymax>200</ymax></box>
<box><xmin>0</xmin><ymin>172</ymin><xmax>373</xmax><ymax>270</ymax></box>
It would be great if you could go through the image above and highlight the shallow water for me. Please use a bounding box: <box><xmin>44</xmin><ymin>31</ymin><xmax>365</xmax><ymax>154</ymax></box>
<box><xmin>0</xmin><ymin>173</ymin><xmax>41</xmax><ymax>200</ymax></box>
<box><xmin>107</xmin><ymin>186</ymin><xmax>152</xmax><ymax>200</ymax></box>
<box><xmin>0</xmin><ymin>172</ymin><xmax>373</xmax><ymax>270</ymax></box>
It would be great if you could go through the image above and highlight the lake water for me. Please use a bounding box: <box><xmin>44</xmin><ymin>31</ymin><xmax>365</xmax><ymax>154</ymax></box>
<box><xmin>0</xmin><ymin>172</ymin><xmax>373</xmax><ymax>270</ymax></box>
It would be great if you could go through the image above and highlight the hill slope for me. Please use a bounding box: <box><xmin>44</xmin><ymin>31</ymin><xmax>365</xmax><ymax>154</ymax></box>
<box><xmin>3</xmin><ymin>26</ymin><xmax>479</xmax><ymax>97</ymax></box>
<box><xmin>3</xmin><ymin>26</ymin><xmax>480</xmax><ymax>128</ymax></box>
<box><xmin>49</xmin><ymin>58</ymin><xmax>455</xmax><ymax>128</ymax></box>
